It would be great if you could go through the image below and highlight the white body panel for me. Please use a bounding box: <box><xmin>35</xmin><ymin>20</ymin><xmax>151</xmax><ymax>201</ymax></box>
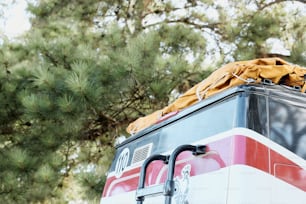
<box><xmin>101</xmin><ymin>164</ymin><xmax>306</xmax><ymax>204</ymax></box>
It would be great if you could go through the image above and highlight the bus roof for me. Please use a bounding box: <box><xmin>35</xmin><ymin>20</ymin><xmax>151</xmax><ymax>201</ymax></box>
<box><xmin>118</xmin><ymin>83</ymin><xmax>306</xmax><ymax>148</ymax></box>
<box><xmin>126</xmin><ymin>58</ymin><xmax>306</xmax><ymax>135</ymax></box>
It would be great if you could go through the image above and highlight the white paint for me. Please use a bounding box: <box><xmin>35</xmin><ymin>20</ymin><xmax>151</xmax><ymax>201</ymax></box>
<box><xmin>114</xmin><ymin>148</ymin><xmax>130</xmax><ymax>179</ymax></box>
<box><xmin>101</xmin><ymin>165</ymin><xmax>306</xmax><ymax>204</ymax></box>
<box><xmin>227</xmin><ymin>165</ymin><xmax>306</xmax><ymax>204</ymax></box>
<box><xmin>103</xmin><ymin>128</ymin><xmax>306</xmax><ymax>203</ymax></box>
<box><xmin>107</xmin><ymin>128</ymin><xmax>306</xmax><ymax>178</ymax></box>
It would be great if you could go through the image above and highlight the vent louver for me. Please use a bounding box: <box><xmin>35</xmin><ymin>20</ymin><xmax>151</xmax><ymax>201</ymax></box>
<box><xmin>131</xmin><ymin>143</ymin><xmax>152</xmax><ymax>165</ymax></box>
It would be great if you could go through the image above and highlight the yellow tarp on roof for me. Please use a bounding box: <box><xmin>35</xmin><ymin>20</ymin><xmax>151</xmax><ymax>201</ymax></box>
<box><xmin>127</xmin><ymin>58</ymin><xmax>306</xmax><ymax>134</ymax></box>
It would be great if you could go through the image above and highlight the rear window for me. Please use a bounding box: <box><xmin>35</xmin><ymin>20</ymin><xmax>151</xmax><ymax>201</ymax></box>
<box><xmin>269</xmin><ymin>97</ymin><xmax>306</xmax><ymax>160</ymax></box>
<box><xmin>158</xmin><ymin>96</ymin><xmax>238</xmax><ymax>152</ymax></box>
<box><xmin>109</xmin><ymin>95</ymin><xmax>240</xmax><ymax>173</ymax></box>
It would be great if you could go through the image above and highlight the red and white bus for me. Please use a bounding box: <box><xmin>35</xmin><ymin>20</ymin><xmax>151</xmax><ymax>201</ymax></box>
<box><xmin>101</xmin><ymin>83</ymin><xmax>306</xmax><ymax>204</ymax></box>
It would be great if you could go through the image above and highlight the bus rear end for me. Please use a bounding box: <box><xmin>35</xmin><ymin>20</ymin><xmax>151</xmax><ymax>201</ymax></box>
<box><xmin>101</xmin><ymin>84</ymin><xmax>306</xmax><ymax>204</ymax></box>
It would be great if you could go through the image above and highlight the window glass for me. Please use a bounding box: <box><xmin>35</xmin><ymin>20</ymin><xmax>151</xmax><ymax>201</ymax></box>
<box><xmin>247</xmin><ymin>94</ymin><xmax>268</xmax><ymax>136</ymax></box>
<box><xmin>158</xmin><ymin>96</ymin><xmax>238</xmax><ymax>152</ymax></box>
<box><xmin>269</xmin><ymin>98</ymin><xmax>306</xmax><ymax>160</ymax></box>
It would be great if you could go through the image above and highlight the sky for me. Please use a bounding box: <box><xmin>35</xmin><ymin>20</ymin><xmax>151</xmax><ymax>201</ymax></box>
<box><xmin>0</xmin><ymin>0</ymin><xmax>31</xmax><ymax>38</ymax></box>
<box><xmin>0</xmin><ymin>0</ymin><xmax>304</xmax><ymax>56</ymax></box>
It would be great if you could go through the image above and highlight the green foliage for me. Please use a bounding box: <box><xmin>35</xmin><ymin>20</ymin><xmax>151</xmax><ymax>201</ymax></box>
<box><xmin>291</xmin><ymin>39</ymin><xmax>306</xmax><ymax>66</ymax></box>
<box><xmin>232</xmin><ymin>11</ymin><xmax>283</xmax><ymax>60</ymax></box>
<box><xmin>78</xmin><ymin>172</ymin><xmax>106</xmax><ymax>201</ymax></box>
<box><xmin>0</xmin><ymin>0</ymin><xmax>305</xmax><ymax>203</ymax></box>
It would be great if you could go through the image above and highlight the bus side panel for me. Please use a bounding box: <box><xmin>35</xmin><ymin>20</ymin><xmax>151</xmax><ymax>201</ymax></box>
<box><xmin>270</xmin><ymin>147</ymin><xmax>306</xmax><ymax>204</ymax></box>
<box><xmin>101</xmin><ymin>130</ymin><xmax>306</xmax><ymax>204</ymax></box>
<box><xmin>101</xmin><ymin>135</ymin><xmax>233</xmax><ymax>203</ymax></box>
<box><xmin>101</xmin><ymin>136</ymin><xmax>233</xmax><ymax>204</ymax></box>
<box><xmin>227</xmin><ymin>134</ymin><xmax>306</xmax><ymax>204</ymax></box>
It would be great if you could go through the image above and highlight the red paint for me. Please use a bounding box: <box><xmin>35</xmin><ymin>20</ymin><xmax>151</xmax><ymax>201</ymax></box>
<box><xmin>102</xmin><ymin>134</ymin><xmax>306</xmax><ymax>198</ymax></box>
<box><xmin>155</xmin><ymin>111</ymin><xmax>180</xmax><ymax>124</ymax></box>
<box><xmin>271</xmin><ymin>150</ymin><xmax>306</xmax><ymax>191</ymax></box>
<box><xmin>102</xmin><ymin>167</ymin><xmax>141</xmax><ymax>197</ymax></box>
<box><xmin>232</xmin><ymin>135</ymin><xmax>269</xmax><ymax>172</ymax></box>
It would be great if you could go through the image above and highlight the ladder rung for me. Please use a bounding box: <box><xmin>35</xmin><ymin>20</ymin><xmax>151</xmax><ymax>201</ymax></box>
<box><xmin>136</xmin><ymin>184</ymin><xmax>164</xmax><ymax>198</ymax></box>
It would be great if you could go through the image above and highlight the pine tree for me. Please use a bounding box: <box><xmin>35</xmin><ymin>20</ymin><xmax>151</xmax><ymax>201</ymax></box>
<box><xmin>0</xmin><ymin>0</ymin><xmax>305</xmax><ymax>202</ymax></box>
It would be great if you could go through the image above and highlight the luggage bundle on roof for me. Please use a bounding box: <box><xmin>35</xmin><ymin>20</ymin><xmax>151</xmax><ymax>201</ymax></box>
<box><xmin>127</xmin><ymin>58</ymin><xmax>306</xmax><ymax>134</ymax></box>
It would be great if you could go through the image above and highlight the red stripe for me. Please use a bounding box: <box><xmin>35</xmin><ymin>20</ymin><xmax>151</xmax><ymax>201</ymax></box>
<box><xmin>102</xmin><ymin>135</ymin><xmax>306</xmax><ymax>197</ymax></box>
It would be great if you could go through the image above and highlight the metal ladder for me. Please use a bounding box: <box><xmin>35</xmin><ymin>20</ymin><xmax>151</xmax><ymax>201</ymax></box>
<box><xmin>136</xmin><ymin>144</ymin><xmax>206</xmax><ymax>204</ymax></box>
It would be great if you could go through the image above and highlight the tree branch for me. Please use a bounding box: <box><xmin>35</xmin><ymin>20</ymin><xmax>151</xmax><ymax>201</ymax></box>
<box><xmin>144</xmin><ymin>18</ymin><xmax>222</xmax><ymax>35</ymax></box>
<box><xmin>259</xmin><ymin>0</ymin><xmax>305</xmax><ymax>10</ymax></box>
